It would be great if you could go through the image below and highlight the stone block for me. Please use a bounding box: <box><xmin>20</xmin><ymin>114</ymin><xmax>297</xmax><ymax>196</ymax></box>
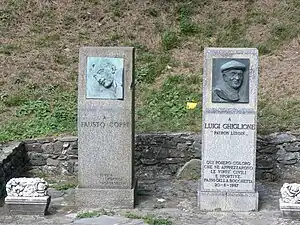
<box><xmin>77</xmin><ymin>47</ymin><xmax>135</xmax><ymax>208</ymax></box>
<box><xmin>75</xmin><ymin>180</ymin><xmax>136</xmax><ymax>208</ymax></box>
<box><xmin>5</xmin><ymin>196</ymin><xmax>50</xmax><ymax>215</ymax></box>
<box><xmin>176</xmin><ymin>159</ymin><xmax>201</xmax><ymax>180</ymax></box>
<box><xmin>277</xmin><ymin>152</ymin><xmax>298</xmax><ymax>165</ymax></box>
<box><xmin>198</xmin><ymin>191</ymin><xmax>258</xmax><ymax>211</ymax></box>
<box><xmin>284</xmin><ymin>142</ymin><xmax>300</xmax><ymax>152</ymax></box>
<box><xmin>280</xmin><ymin>198</ymin><xmax>300</xmax><ymax>219</ymax></box>
<box><xmin>57</xmin><ymin>136</ymin><xmax>78</xmax><ymax>142</ymax></box>
<box><xmin>268</xmin><ymin>133</ymin><xmax>297</xmax><ymax>144</ymax></box>
<box><xmin>46</xmin><ymin>158</ymin><xmax>59</xmax><ymax>166</ymax></box>
<box><xmin>5</xmin><ymin>177</ymin><xmax>50</xmax><ymax>215</ymax></box>
<box><xmin>199</xmin><ymin>48</ymin><xmax>259</xmax><ymax>211</ymax></box>
<box><xmin>28</xmin><ymin>153</ymin><xmax>47</xmax><ymax>166</ymax></box>
<box><xmin>53</xmin><ymin>141</ymin><xmax>64</xmax><ymax>154</ymax></box>
<box><xmin>41</xmin><ymin>143</ymin><xmax>54</xmax><ymax>154</ymax></box>
<box><xmin>25</xmin><ymin>143</ymin><xmax>42</xmax><ymax>153</ymax></box>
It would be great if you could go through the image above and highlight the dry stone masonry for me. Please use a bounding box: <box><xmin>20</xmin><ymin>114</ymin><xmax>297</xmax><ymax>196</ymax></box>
<box><xmin>0</xmin><ymin>132</ymin><xmax>300</xmax><ymax>202</ymax></box>
<box><xmin>0</xmin><ymin>142</ymin><xmax>28</xmax><ymax>202</ymax></box>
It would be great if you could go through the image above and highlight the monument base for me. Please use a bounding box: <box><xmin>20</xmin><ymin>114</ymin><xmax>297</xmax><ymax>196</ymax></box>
<box><xmin>198</xmin><ymin>191</ymin><xmax>258</xmax><ymax>211</ymax></box>
<box><xmin>5</xmin><ymin>196</ymin><xmax>51</xmax><ymax>215</ymax></box>
<box><xmin>76</xmin><ymin>180</ymin><xmax>137</xmax><ymax>209</ymax></box>
<box><xmin>279</xmin><ymin>198</ymin><xmax>300</xmax><ymax>219</ymax></box>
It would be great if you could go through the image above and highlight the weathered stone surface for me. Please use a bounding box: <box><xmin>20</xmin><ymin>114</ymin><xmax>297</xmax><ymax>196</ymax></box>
<box><xmin>28</xmin><ymin>153</ymin><xmax>46</xmax><ymax>166</ymax></box>
<box><xmin>25</xmin><ymin>143</ymin><xmax>42</xmax><ymax>153</ymax></box>
<box><xmin>1</xmin><ymin>131</ymin><xmax>299</xmax><ymax>185</ymax></box>
<box><xmin>176</xmin><ymin>143</ymin><xmax>188</xmax><ymax>153</ymax></box>
<box><xmin>267</xmin><ymin>133</ymin><xmax>297</xmax><ymax>144</ymax></box>
<box><xmin>6</xmin><ymin>178</ymin><xmax>48</xmax><ymax>197</ymax></box>
<box><xmin>199</xmin><ymin>48</ymin><xmax>259</xmax><ymax>211</ymax></box>
<box><xmin>76</xmin><ymin>47</ymin><xmax>135</xmax><ymax>208</ymax></box>
<box><xmin>257</xmin><ymin>155</ymin><xmax>274</xmax><ymax>169</ymax></box>
<box><xmin>176</xmin><ymin>159</ymin><xmax>201</xmax><ymax>180</ymax></box>
<box><xmin>66</xmin><ymin>142</ymin><xmax>78</xmax><ymax>155</ymax></box>
<box><xmin>283</xmin><ymin>142</ymin><xmax>300</xmax><ymax>152</ymax></box>
<box><xmin>53</xmin><ymin>141</ymin><xmax>64</xmax><ymax>154</ymax></box>
<box><xmin>46</xmin><ymin>158</ymin><xmax>59</xmax><ymax>166</ymax></box>
<box><xmin>281</xmin><ymin>183</ymin><xmax>300</xmax><ymax>204</ymax></box>
<box><xmin>5</xmin><ymin>196</ymin><xmax>50</xmax><ymax>216</ymax></box>
<box><xmin>0</xmin><ymin>142</ymin><xmax>28</xmax><ymax>200</ymax></box>
<box><xmin>277</xmin><ymin>152</ymin><xmax>298</xmax><ymax>165</ymax></box>
<box><xmin>57</xmin><ymin>136</ymin><xmax>78</xmax><ymax>142</ymax></box>
<box><xmin>41</xmin><ymin>143</ymin><xmax>54</xmax><ymax>154</ymax></box>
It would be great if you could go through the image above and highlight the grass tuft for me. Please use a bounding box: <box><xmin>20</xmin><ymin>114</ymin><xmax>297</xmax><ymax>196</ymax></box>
<box><xmin>125</xmin><ymin>213</ymin><xmax>173</xmax><ymax>225</ymax></box>
<box><xmin>161</xmin><ymin>30</ymin><xmax>180</xmax><ymax>50</ymax></box>
<box><xmin>77</xmin><ymin>209</ymin><xmax>115</xmax><ymax>218</ymax></box>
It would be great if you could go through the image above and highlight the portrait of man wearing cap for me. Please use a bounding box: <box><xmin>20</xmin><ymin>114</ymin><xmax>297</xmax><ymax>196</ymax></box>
<box><xmin>212</xmin><ymin>59</ymin><xmax>249</xmax><ymax>103</ymax></box>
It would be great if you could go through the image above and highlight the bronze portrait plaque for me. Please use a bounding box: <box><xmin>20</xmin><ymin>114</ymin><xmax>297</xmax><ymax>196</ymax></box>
<box><xmin>86</xmin><ymin>57</ymin><xmax>124</xmax><ymax>99</ymax></box>
<box><xmin>212</xmin><ymin>58</ymin><xmax>250</xmax><ymax>103</ymax></box>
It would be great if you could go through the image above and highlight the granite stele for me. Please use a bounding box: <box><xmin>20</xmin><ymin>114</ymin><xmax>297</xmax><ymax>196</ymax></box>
<box><xmin>199</xmin><ymin>48</ymin><xmax>259</xmax><ymax>211</ymax></box>
<box><xmin>76</xmin><ymin>47</ymin><xmax>136</xmax><ymax>208</ymax></box>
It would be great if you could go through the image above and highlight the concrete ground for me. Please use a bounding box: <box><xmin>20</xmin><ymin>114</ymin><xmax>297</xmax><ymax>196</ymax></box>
<box><xmin>0</xmin><ymin>180</ymin><xmax>299</xmax><ymax>225</ymax></box>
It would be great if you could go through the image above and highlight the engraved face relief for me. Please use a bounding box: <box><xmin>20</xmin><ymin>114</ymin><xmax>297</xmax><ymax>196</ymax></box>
<box><xmin>86</xmin><ymin>57</ymin><xmax>124</xmax><ymax>99</ymax></box>
<box><xmin>93</xmin><ymin>61</ymin><xmax>115</xmax><ymax>88</ymax></box>
<box><xmin>223</xmin><ymin>69</ymin><xmax>244</xmax><ymax>90</ymax></box>
<box><xmin>212</xmin><ymin>59</ymin><xmax>249</xmax><ymax>103</ymax></box>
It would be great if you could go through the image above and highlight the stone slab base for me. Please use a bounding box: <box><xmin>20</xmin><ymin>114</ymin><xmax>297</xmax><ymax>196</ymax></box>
<box><xmin>198</xmin><ymin>191</ymin><xmax>259</xmax><ymax>211</ymax></box>
<box><xmin>75</xmin><ymin>181</ymin><xmax>136</xmax><ymax>209</ymax></box>
<box><xmin>5</xmin><ymin>196</ymin><xmax>51</xmax><ymax>215</ymax></box>
<box><xmin>279</xmin><ymin>198</ymin><xmax>300</xmax><ymax>219</ymax></box>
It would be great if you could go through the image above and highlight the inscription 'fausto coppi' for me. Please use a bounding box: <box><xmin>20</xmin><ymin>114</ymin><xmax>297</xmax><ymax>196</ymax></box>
<box><xmin>81</xmin><ymin>121</ymin><xmax>129</xmax><ymax>128</ymax></box>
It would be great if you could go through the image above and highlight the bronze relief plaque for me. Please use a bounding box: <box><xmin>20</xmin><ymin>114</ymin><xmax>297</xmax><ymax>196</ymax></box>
<box><xmin>212</xmin><ymin>58</ymin><xmax>250</xmax><ymax>103</ymax></box>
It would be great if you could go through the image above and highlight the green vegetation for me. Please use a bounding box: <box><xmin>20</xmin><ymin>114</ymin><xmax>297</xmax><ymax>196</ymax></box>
<box><xmin>125</xmin><ymin>213</ymin><xmax>173</xmax><ymax>225</ymax></box>
<box><xmin>136</xmin><ymin>74</ymin><xmax>201</xmax><ymax>132</ymax></box>
<box><xmin>161</xmin><ymin>30</ymin><xmax>180</xmax><ymax>50</ymax></box>
<box><xmin>136</xmin><ymin>52</ymin><xmax>170</xmax><ymax>84</ymax></box>
<box><xmin>0</xmin><ymin>0</ymin><xmax>299</xmax><ymax>142</ymax></box>
<box><xmin>52</xmin><ymin>182</ymin><xmax>77</xmax><ymax>191</ymax></box>
<box><xmin>77</xmin><ymin>209</ymin><xmax>115</xmax><ymax>218</ymax></box>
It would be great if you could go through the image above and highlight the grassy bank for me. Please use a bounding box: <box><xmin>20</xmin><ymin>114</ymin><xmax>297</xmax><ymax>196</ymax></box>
<box><xmin>1</xmin><ymin>0</ymin><xmax>299</xmax><ymax>142</ymax></box>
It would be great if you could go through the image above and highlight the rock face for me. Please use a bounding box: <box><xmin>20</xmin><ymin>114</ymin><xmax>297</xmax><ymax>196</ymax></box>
<box><xmin>0</xmin><ymin>142</ymin><xmax>28</xmax><ymax>202</ymax></box>
<box><xmin>176</xmin><ymin>159</ymin><xmax>201</xmax><ymax>180</ymax></box>
<box><xmin>6</xmin><ymin>177</ymin><xmax>48</xmax><ymax>197</ymax></box>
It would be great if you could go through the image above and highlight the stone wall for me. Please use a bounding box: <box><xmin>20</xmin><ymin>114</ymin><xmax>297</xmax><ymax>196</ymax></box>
<box><xmin>1</xmin><ymin>132</ymin><xmax>300</xmax><ymax>188</ymax></box>
<box><xmin>22</xmin><ymin>132</ymin><xmax>300</xmax><ymax>182</ymax></box>
<box><xmin>0</xmin><ymin>142</ymin><xmax>29</xmax><ymax>201</ymax></box>
<box><xmin>24</xmin><ymin>137</ymin><xmax>78</xmax><ymax>177</ymax></box>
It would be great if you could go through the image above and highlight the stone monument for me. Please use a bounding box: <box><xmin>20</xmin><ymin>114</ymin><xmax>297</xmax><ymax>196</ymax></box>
<box><xmin>5</xmin><ymin>177</ymin><xmax>50</xmax><ymax>215</ymax></box>
<box><xmin>280</xmin><ymin>183</ymin><xmax>300</xmax><ymax>218</ymax></box>
<box><xmin>199</xmin><ymin>48</ymin><xmax>259</xmax><ymax>211</ymax></box>
<box><xmin>76</xmin><ymin>47</ymin><xmax>136</xmax><ymax>208</ymax></box>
